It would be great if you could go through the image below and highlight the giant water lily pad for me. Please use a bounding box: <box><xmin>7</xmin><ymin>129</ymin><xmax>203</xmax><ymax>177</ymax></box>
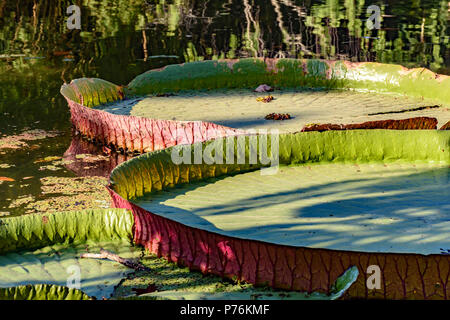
<box><xmin>59</xmin><ymin>58</ymin><xmax>450</xmax><ymax>299</ymax></box>
<box><xmin>133</xmin><ymin>162</ymin><xmax>449</xmax><ymax>255</ymax></box>
<box><xmin>61</xmin><ymin>59</ymin><xmax>450</xmax><ymax>154</ymax></box>
<box><xmin>107</xmin><ymin>59</ymin><xmax>449</xmax><ymax>131</ymax></box>
<box><xmin>96</xmin><ymin>89</ymin><xmax>449</xmax><ymax>132</ymax></box>
<box><xmin>0</xmin><ymin>209</ymin><xmax>137</xmax><ymax>300</ymax></box>
<box><xmin>0</xmin><ymin>241</ymin><xmax>140</xmax><ymax>299</ymax></box>
<box><xmin>114</xmin><ymin>130</ymin><xmax>450</xmax><ymax>254</ymax></box>
<box><xmin>109</xmin><ymin>130</ymin><xmax>450</xmax><ymax>299</ymax></box>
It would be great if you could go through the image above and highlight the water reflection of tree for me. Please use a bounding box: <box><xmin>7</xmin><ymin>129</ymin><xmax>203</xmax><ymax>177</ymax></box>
<box><xmin>0</xmin><ymin>0</ymin><xmax>447</xmax><ymax>132</ymax></box>
<box><xmin>0</xmin><ymin>0</ymin><xmax>448</xmax><ymax>74</ymax></box>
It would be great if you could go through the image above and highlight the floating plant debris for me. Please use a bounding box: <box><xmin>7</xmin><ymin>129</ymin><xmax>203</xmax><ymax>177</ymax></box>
<box><xmin>301</xmin><ymin>117</ymin><xmax>438</xmax><ymax>131</ymax></box>
<box><xmin>34</xmin><ymin>156</ymin><xmax>62</xmax><ymax>164</ymax></box>
<box><xmin>80</xmin><ymin>248</ymin><xmax>150</xmax><ymax>272</ymax></box>
<box><xmin>75</xmin><ymin>153</ymin><xmax>109</xmax><ymax>162</ymax></box>
<box><xmin>14</xmin><ymin>176</ymin><xmax>111</xmax><ymax>214</ymax></box>
<box><xmin>131</xmin><ymin>284</ymin><xmax>158</xmax><ymax>295</ymax></box>
<box><xmin>254</xmin><ymin>84</ymin><xmax>273</xmax><ymax>92</ymax></box>
<box><xmin>367</xmin><ymin>105</ymin><xmax>441</xmax><ymax>116</ymax></box>
<box><xmin>256</xmin><ymin>95</ymin><xmax>274</xmax><ymax>103</ymax></box>
<box><xmin>38</xmin><ymin>165</ymin><xmax>62</xmax><ymax>171</ymax></box>
<box><xmin>0</xmin><ymin>129</ymin><xmax>61</xmax><ymax>151</ymax></box>
<box><xmin>9</xmin><ymin>196</ymin><xmax>34</xmax><ymax>208</ymax></box>
<box><xmin>265</xmin><ymin>113</ymin><xmax>291</xmax><ymax>120</ymax></box>
<box><xmin>441</xmin><ymin>121</ymin><xmax>450</xmax><ymax>130</ymax></box>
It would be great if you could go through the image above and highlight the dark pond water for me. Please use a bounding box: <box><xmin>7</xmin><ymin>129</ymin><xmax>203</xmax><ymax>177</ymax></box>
<box><xmin>0</xmin><ymin>0</ymin><xmax>449</xmax><ymax>215</ymax></box>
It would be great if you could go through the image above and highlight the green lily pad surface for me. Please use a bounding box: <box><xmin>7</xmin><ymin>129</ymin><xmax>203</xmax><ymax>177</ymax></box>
<box><xmin>96</xmin><ymin>89</ymin><xmax>449</xmax><ymax>132</ymax></box>
<box><xmin>0</xmin><ymin>209</ymin><xmax>138</xmax><ymax>300</ymax></box>
<box><xmin>133</xmin><ymin>162</ymin><xmax>449</xmax><ymax>254</ymax></box>
<box><xmin>0</xmin><ymin>241</ymin><xmax>140</xmax><ymax>299</ymax></box>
